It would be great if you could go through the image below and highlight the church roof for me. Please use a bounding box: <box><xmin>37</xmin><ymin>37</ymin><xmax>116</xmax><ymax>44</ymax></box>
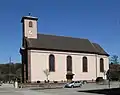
<box><xmin>25</xmin><ymin>33</ymin><xmax>109</xmax><ymax>56</ymax></box>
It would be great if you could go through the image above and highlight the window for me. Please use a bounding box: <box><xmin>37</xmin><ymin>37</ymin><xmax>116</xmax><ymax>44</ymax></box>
<box><xmin>67</xmin><ymin>56</ymin><xmax>72</xmax><ymax>72</ymax></box>
<box><xmin>100</xmin><ymin>58</ymin><xmax>104</xmax><ymax>72</ymax></box>
<box><xmin>29</xmin><ymin>21</ymin><xmax>33</xmax><ymax>27</ymax></box>
<box><xmin>75</xmin><ymin>81</ymin><xmax>78</xmax><ymax>83</ymax></box>
<box><xmin>83</xmin><ymin>56</ymin><xmax>88</xmax><ymax>72</ymax></box>
<box><xmin>49</xmin><ymin>54</ymin><xmax>55</xmax><ymax>72</ymax></box>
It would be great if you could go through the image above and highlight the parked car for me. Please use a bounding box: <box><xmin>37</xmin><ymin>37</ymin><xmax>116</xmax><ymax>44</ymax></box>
<box><xmin>64</xmin><ymin>81</ymin><xmax>83</xmax><ymax>88</ymax></box>
<box><xmin>0</xmin><ymin>82</ymin><xmax>2</xmax><ymax>86</ymax></box>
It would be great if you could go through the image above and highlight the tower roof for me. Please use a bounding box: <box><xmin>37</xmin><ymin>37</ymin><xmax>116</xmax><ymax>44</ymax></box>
<box><xmin>21</xmin><ymin>16</ymin><xmax>38</xmax><ymax>22</ymax></box>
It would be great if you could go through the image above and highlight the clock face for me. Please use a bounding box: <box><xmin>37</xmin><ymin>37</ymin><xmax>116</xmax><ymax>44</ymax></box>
<box><xmin>28</xmin><ymin>30</ymin><xmax>32</xmax><ymax>35</ymax></box>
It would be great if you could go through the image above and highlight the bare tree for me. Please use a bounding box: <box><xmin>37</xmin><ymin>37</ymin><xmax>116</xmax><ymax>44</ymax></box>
<box><xmin>43</xmin><ymin>69</ymin><xmax>50</xmax><ymax>82</ymax></box>
<box><xmin>110</xmin><ymin>55</ymin><xmax>119</xmax><ymax>64</ymax></box>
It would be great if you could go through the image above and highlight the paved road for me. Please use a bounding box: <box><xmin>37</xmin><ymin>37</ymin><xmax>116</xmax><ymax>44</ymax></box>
<box><xmin>0</xmin><ymin>82</ymin><xmax>120</xmax><ymax>95</ymax></box>
<box><xmin>0</xmin><ymin>84</ymin><xmax>22</xmax><ymax>95</ymax></box>
<box><xmin>31</xmin><ymin>82</ymin><xmax>120</xmax><ymax>95</ymax></box>
<box><xmin>0</xmin><ymin>83</ymin><xmax>100</xmax><ymax>95</ymax></box>
<box><xmin>0</xmin><ymin>84</ymin><xmax>52</xmax><ymax>95</ymax></box>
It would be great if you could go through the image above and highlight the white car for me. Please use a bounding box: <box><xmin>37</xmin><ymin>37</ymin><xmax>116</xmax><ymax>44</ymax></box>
<box><xmin>0</xmin><ymin>84</ymin><xmax>1</xmax><ymax>86</ymax></box>
<box><xmin>64</xmin><ymin>81</ymin><xmax>83</xmax><ymax>88</ymax></box>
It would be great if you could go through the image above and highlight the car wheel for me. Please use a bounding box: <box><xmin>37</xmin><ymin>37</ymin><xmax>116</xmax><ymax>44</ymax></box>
<box><xmin>83</xmin><ymin>81</ymin><xmax>87</xmax><ymax>84</ymax></box>
<box><xmin>79</xmin><ymin>84</ymin><xmax>82</xmax><ymax>88</ymax></box>
<box><xmin>71</xmin><ymin>85</ymin><xmax>74</xmax><ymax>88</ymax></box>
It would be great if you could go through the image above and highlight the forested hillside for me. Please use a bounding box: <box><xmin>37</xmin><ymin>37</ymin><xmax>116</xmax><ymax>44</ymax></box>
<box><xmin>0</xmin><ymin>63</ymin><xmax>22</xmax><ymax>82</ymax></box>
<box><xmin>0</xmin><ymin>62</ymin><xmax>120</xmax><ymax>82</ymax></box>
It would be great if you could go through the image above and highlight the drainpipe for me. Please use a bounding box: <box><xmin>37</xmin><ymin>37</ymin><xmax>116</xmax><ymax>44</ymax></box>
<box><xmin>95</xmin><ymin>54</ymin><xmax>97</xmax><ymax>79</ymax></box>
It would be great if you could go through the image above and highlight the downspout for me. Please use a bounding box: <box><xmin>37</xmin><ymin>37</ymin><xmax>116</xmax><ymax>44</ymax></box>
<box><xmin>95</xmin><ymin>54</ymin><xmax>97</xmax><ymax>79</ymax></box>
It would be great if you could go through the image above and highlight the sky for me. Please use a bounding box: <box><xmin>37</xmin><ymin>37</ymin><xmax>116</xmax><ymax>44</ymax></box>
<box><xmin>0</xmin><ymin>0</ymin><xmax>120</xmax><ymax>63</ymax></box>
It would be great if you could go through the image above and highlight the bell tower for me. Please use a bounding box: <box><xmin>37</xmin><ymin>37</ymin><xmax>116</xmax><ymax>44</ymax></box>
<box><xmin>21</xmin><ymin>14</ymin><xmax>38</xmax><ymax>39</ymax></box>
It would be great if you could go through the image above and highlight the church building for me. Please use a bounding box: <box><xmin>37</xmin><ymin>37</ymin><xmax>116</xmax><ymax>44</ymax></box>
<box><xmin>20</xmin><ymin>15</ymin><xmax>109</xmax><ymax>83</ymax></box>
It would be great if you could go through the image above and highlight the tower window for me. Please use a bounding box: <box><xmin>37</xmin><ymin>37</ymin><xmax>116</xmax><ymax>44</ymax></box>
<box><xmin>29</xmin><ymin>21</ymin><xmax>33</xmax><ymax>27</ymax></box>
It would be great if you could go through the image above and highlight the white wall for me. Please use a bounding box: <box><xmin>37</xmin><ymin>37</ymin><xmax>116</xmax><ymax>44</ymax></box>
<box><xmin>29</xmin><ymin>50</ymin><xmax>109</xmax><ymax>82</ymax></box>
<box><xmin>96</xmin><ymin>55</ymin><xmax>109</xmax><ymax>79</ymax></box>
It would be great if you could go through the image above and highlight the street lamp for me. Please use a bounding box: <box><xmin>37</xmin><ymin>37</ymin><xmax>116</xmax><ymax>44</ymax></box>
<box><xmin>106</xmin><ymin>70</ymin><xmax>111</xmax><ymax>89</ymax></box>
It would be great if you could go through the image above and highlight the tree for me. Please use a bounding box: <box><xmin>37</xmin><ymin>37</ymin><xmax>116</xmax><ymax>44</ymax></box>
<box><xmin>110</xmin><ymin>55</ymin><xmax>119</xmax><ymax>64</ymax></box>
<box><xmin>0</xmin><ymin>63</ymin><xmax>22</xmax><ymax>82</ymax></box>
<box><xmin>43</xmin><ymin>69</ymin><xmax>50</xmax><ymax>82</ymax></box>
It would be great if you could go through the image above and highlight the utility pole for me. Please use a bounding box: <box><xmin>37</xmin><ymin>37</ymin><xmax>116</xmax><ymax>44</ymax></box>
<box><xmin>9</xmin><ymin>57</ymin><xmax>11</xmax><ymax>83</ymax></box>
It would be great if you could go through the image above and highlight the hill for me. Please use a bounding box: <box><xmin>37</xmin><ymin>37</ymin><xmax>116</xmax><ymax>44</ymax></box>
<box><xmin>0</xmin><ymin>63</ymin><xmax>22</xmax><ymax>82</ymax></box>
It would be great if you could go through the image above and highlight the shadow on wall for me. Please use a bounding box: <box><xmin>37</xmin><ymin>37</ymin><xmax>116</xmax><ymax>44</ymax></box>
<box><xmin>78</xmin><ymin>88</ymin><xmax>120</xmax><ymax>95</ymax></box>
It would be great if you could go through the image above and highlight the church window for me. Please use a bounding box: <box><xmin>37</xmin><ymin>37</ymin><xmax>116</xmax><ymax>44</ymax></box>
<box><xmin>67</xmin><ymin>56</ymin><xmax>72</xmax><ymax>72</ymax></box>
<box><xmin>100</xmin><ymin>58</ymin><xmax>104</xmax><ymax>72</ymax></box>
<box><xmin>29</xmin><ymin>21</ymin><xmax>33</xmax><ymax>27</ymax></box>
<box><xmin>83</xmin><ymin>56</ymin><xmax>88</xmax><ymax>72</ymax></box>
<box><xmin>49</xmin><ymin>54</ymin><xmax>55</xmax><ymax>72</ymax></box>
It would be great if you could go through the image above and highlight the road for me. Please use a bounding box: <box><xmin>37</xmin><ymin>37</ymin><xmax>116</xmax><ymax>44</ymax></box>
<box><xmin>0</xmin><ymin>82</ymin><xmax>120</xmax><ymax>95</ymax></box>
<box><xmin>0</xmin><ymin>84</ymin><xmax>52</xmax><ymax>95</ymax></box>
<box><xmin>0</xmin><ymin>83</ymin><xmax>99</xmax><ymax>95</ymax></box>
<box><xmin>0</xmin><ymin>84</ymin><xmax>22</xmax><ymax>95</ymax></box>
<box><xmin>0</xmin><ymin>84</ymin><xmax>41</xmax><ymax>95</ymax></box>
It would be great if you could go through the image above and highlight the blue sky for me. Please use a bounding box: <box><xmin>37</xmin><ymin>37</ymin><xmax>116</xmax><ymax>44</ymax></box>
<box><xmin>0</xmin><ymin>0</ymin><xmax>120</xmax><ymax>63</ymax></box>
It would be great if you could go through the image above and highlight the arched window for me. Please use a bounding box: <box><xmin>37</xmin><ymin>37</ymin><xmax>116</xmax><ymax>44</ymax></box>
<box><xmin>100</xmin><ymin>58</ymin><xmax>104</xmax><ymax>72</ymax></box>
<box><xmin>83</xmin><ymin>56</ymin><xmax>88</xmax><ymax>72</ymax></box>
<box><xmin>67</xmin><ymin>56</ymin><xmax>72</xmax><ymax>72</ymax></box>
<box><xmin>49</xmin><ymin>54</ymin><xmax>55</xmax><ymax>72</ymax></box>
<box><xmin>29</xmin><ymin>21</ymin><xmax>33</xmax><ymax>27</ymax></box>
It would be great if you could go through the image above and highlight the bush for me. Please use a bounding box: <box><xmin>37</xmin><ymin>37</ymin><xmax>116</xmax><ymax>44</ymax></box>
<box><xmin>53</xmin><ymin>81</ymin><xmax>58</xmax><ymax>83</ymax></box>
<box><xmin>37</xmin><ymin>80</ymin><xmax>40</xmax><ymax>83</ymax></box>
<box><xmin>48</xmin><ymin>80</ymin><xmax>50</xmax><ymax>83</ymax></box>
<box><xmin>44</xmin><ymin>80</ymin><xmax>49</xmax><ymax>83</ymax></box>
<box><xmin>44</xmin><ymin>80</ymin><xmax>47</xmax><ymax>83</ymax></box>
<box><xmin>96</xmin><ymin>77</ymin><xmax>104</xmax><ymax>83</ymax></box>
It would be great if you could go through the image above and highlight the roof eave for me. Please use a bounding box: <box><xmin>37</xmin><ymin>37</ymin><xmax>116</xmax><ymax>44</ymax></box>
<box><xmin>26</xmin><ymin>47</ymin><xmax>109</xmax><ymax>56</ymax></box>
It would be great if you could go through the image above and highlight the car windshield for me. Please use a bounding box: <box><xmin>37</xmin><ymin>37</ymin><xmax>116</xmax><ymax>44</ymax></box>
<box><xmin>70</xmin><ymin>81</ymin><xmax>74</xmax><ymax>83</ymax></box>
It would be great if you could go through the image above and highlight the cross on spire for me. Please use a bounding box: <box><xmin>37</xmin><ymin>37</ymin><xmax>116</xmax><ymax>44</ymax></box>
<box><xmin>28</xmin><ymin>12</ymin><xmax>32</xmax><ymax>16</ymax></box>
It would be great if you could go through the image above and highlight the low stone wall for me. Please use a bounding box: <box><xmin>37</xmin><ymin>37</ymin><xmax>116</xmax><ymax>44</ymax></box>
<box><xmin>20</xmin><ymin>80</ymin><xmax>96</xmax><ymax>88</ymax></box>
<box><xmin>20</xmin><ymin>83</ymin><xmax>66</xmax><ymax>88</ymax></box>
